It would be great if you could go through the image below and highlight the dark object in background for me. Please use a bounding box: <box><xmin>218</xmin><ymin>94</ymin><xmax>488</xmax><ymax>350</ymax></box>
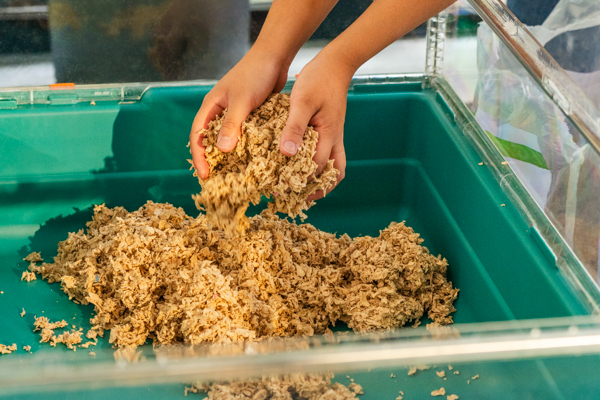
<box><xmin>50</xmin><ymin>0</ymin><xmax>250</xmax><ymax>84</ymax></box>
<box><xmin>506</xmin><ymin>0</ymin><xmax>560</xmax><ymax>26</ymax></box>
<box><xmin>507</xmin><ymin>0</ymin><xmax>600</xmax><ymax>74</ymax></box>
<box><xmin>0</xmin><ymin>19</ymin><xmax>49</xmax><ymax>53</ymax></box>
<box><xmin>544</xmin><ymin>25</ymin><xmax>600</xmax><ymax>74</ymax></box>
<box><xmin>0</xmin><ymin>0</ymin><xmax>49</xmax><ymax>54</ymax></box>
<box><xmin>251</xmin><ymin>0</ymin><xmax>374</xmax><ymax>42</ymax></box>
<box><xmin>250</xmin><ymin>0</ymin><xmax>427</xmax><ymax>44</ymax></box>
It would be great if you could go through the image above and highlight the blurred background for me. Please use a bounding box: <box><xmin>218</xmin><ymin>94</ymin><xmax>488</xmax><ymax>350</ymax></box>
<box><xmin>0</xmin><ymin>0</ymin><xmax>481</xmax><ymax>87</ymax></box>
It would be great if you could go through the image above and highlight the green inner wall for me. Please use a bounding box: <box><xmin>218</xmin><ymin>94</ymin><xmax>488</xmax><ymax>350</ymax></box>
<box><xmin>0</xmin><ymin>84</ymin><xmax>595</xmax><ymax>399</ymax></box>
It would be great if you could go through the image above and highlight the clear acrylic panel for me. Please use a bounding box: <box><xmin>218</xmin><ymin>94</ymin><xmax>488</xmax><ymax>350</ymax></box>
<box><xmin>443</xmin><ymin>0</ymin><xmax>600</xmax><ymax>287</ymax></box>
<box><xmin>3</xmin><ymin>316</ymin><xmax>600</xmax><ymax>398</ymax></box>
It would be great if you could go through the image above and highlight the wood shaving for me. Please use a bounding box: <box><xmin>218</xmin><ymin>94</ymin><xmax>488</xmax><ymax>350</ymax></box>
<box><xmin>51</xmin><ymin>329</ymin><xmax>83</xmax><ymax>350</ymax></box>
<box><xmin>30</xmin><ymin>201</ymin><xmax>458</xmax><ymax>350</ymax></box>
<box><xmin>89</xmin><ymin>351</ymin><xmax>96</xmax><ymax>356</ymax></box>
<box><xmin>447</xmin><ymin>395</ymin><xmax>459</xmax><ymax>400</ymax></box>
<box><xmin>447</xmin><ymin>365</ymin><xmax>453</xmax><ymax>370</ymax></box>
<box><xmin>471</xmin><ymin>375</ymin><xmax>479</xmax><ymax>380</ymax></box>
<box><xmin>23</xmin><ymin>345</ymin><xmax>32</xmax><ymax>352</ymax></box>
<box><xmin>33</xmin><ymin>316</ymin><xmax>68</xmax><ymax>332</ymax></box>
<box><xmin>390</xmin><ymin>373</ymin><xmax>396</xmax><ymax>378</ymax></box>
<box><xmin>0</xmin><ymin>343</ymin><xmax>17</xmax><ymax>354</ymax></box>
<box><xmin>348</xmin><ymin>383</ymin><xmax>363</xmax><ymax>395</ymax></box>
<box><xmin>33</xmin><ymin>316</ymin><xmax>82</xmax><ymax>350</ymax></box>
<box><xmin>21</xmin><ymin>271</ymin><xmax>36</xmax><ymax>282</ymax></box>
<box><xmin>399</xmin><ymin>391</ymin><xmax>404</xmax><ymax>395</ymax></box>
<box><xmin>20</xmin><ymin>308</ymin><xmax>26</xmax><ymax>317</ymax></box>
<box><xmin>408</xmin><ymin>365</ymin><xmax>431</xmax><ymax>376</ymax></box>
<box><xmin>436</xmin><ymin>370</ymin><xmax>445</xmax><ymax>378</ymax></box>
<box><xmin>453</xmin><ymin>371</ymin><xmax>459</xmax><ymax>375</ymax></box>
<box><xmin>396</xmin><ymin>397</ymin><xmax>403</xmax><ymax>400</ymax></box>
<box><xmin>193</xmin><ymin>93</ymin><xmax>339</xmax><ymax>236</ymax></box>
<box><xmin>24</xmin><ymin>252</ymin><xmax>43</xmax><ymax>262</ymax></box>
<box><xmin>86</xmin><ymin>329</ymin><xmax>98</xmax><ymax>340</ymax></box>
<box><xmin>186</xmin><ymin>374</ymin><xmax>359</xmax><ymax>399</ymax></box>
<box><xmin>431</xmin><ymin>387</ymin><xmax>446</xmax><ymax>396</ymax></box>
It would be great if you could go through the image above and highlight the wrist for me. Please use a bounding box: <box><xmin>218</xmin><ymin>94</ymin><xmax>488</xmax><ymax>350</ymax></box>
<box><xmin>250</xmin><ymin>37</ymin><xmax>296</xmax><ymax>73</ymax></box>
<box><xmin>313</xmin><ymin>46</ymin><xmax>358</xmax><ymax>84</ymax></box>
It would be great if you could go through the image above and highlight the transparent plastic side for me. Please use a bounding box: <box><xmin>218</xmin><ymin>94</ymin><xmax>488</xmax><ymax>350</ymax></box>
<box><xmin>2</xmin><ymin>316</ymin><xmax>600</xmax><ymax>397</ymax></box>
<box><xmin>442</xmin><ymin>1</ymin><xmax>600</xmax><ymax>295</ymax></box>
<box><xmin>0</xmin><ymin>80</ymin><xmax>217</xmax><ymax>108</ymax></box>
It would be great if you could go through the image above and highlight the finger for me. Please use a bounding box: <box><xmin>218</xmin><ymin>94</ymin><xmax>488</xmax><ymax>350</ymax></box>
<box><xmin>191</xmin><ymin>99</ymin><xmax>225</xmax><ymax>135</ymax></box>
<box><xmin>280</xmin><ymin>97</ymin><xmax>314</xmax><ymax>156</ymax></box>
<box><xmin>189</xmin><ymin>130</ymin><xmax>209</xmax><ymax>179</ymax></box>
<box><xmin>307</xmin><ymin>142</ymin><xmax>346</xmax><ymax>202</ymax></box>
<box><xmin>311</xmin><ymin>124</ymin><xmax>337</xmax><ymax>177</ymax></box>
<box><xmin>331</xmin><ymin>141</ymin><xmax>347</xmax><ymax>185</ymax></box>
<box><xmin>217</xmin><ymin>102</ymin><xmax>252</xmax><ymax>153</ymax></box>
<box><xmin>190</xmin><ymin>99</ymin><xmax>225</xmax><ymax>180</ymax></box>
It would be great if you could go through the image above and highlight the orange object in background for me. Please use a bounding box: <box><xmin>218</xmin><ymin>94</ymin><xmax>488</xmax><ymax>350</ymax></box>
<box><xmin>50</xmin><ymin>83</ymin><xmax>75</xmax><ymax>90</ymax></box>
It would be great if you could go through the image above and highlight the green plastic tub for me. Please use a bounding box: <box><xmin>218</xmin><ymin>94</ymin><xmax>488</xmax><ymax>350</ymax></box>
<box><xmin>0</xmin><ymin>83</ymin><xmax>596</xmax><ymax>398</ymax></box>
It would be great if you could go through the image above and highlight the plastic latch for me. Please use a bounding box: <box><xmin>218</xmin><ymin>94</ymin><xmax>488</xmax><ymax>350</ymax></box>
<box><xmin>530</xmin><ymin>226</ymin><xmax>557</xmax><ymax>268</ymax></box>
<box><xmin>50</xmin><ymin>83</ymin><xmax>75</xmax><ymax>91</ymax></box>
<box><xmin>48</xmin><ymin>93</ymin><xmax>79</xmax><ymax>105</ymax></box>
<box><xmin>0</xmin><ymin>99</ymin><xmax>17</xmax><ymax>109</ymax></box>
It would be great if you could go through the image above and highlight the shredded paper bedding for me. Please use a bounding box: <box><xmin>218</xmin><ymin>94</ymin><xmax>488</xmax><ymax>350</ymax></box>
<box><xmin>22</xmin><ymin>93</ymin><xmax>459</xmax><ymax>399</ymax></box>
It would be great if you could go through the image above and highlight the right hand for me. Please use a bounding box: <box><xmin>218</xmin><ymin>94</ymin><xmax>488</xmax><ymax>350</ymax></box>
<box><xmin>190</xmin><ymin>49</ymin><xmax>290</xmax><ymax>180</ymax></box>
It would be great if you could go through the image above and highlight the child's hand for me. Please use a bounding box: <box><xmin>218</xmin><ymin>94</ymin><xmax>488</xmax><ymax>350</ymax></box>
<box><xmin>190</xmin><ymin>49</ymin><xmax>289</xmax><ymax>180</ymax></box>
<box><xmin>280</xmin><ymin>51</ymin><xmax>355</xmax><ymax>200</ymax></box>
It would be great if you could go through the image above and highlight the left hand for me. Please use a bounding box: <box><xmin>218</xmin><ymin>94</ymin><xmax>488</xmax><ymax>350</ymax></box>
<box><xmin>280</xmin><ymin>51</ymin><xmax>355</xmax><ymax>201</ymax></box>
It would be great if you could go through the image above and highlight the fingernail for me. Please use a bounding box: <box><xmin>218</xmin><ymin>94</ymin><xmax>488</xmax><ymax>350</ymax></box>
<box><xmin>282</xmin><ymin>140</ymin><xmax>298</xmax><ymax>155</ymax></box>
<box><xmin>217</xmin><ymin>135</ymin><xmax>231</xmax><ymax>150</ymax></box>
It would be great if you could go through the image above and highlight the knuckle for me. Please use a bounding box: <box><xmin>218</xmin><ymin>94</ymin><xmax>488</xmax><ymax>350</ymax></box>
<box><xmin>285</xmin><ymin>122</ymin><xmax>306</xmax><ymax>139</ymax></box>
<box><xmin>290</xmin><ymin>91</ymin><xmax>309</xmax><ymax>105</ymax></box>
<box><xmin>220</xmin><ymin>119</ymin><xmax>239</xmax><ymax>134</ymax></box>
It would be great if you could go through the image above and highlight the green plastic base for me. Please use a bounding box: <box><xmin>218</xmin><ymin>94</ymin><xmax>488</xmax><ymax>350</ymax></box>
<box><xmin>0</xmin><ymin>84</ymin><xmax>592</xmax><ymax>398</ymax></box>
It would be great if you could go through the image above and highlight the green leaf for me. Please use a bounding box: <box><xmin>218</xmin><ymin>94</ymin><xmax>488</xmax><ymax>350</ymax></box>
<box><xmin>485</xmin><ymin>131</ymin><xmax>548</xmax><ymax>169</ymax></box>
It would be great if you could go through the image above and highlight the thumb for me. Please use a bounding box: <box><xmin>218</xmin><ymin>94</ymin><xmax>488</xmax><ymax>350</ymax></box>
<box><xmin>280</xmin><ymin>100</ymin><xmax>313</xmax><ymax>156</ymax></box>
<box><xmin>217</xmin><ymin>103</ymin><xmax>251</xmax><ymax>153</ymax></box>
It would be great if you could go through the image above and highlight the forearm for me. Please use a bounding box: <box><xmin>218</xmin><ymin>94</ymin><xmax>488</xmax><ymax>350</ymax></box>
<box><xmin>320</xmin><ymin>0</ymin><xmax>455</xmax><ymax>73</ymax></box>
<box><xmin>253</xmin><ymin>0</ymin><xmax>339</xmax><ymax>68</ymax></box>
